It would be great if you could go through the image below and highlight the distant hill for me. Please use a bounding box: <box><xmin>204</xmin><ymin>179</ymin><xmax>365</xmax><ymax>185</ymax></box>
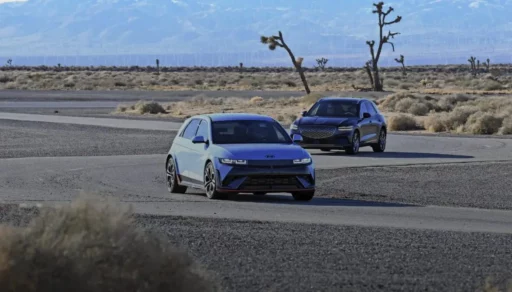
<box><xmin>0</xmin><ymin>0</ymin><xmax>511</xmax><ymax>66</ymax></box>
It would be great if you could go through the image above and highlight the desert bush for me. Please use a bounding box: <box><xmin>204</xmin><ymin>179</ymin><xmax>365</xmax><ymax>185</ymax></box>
<box><xmin>250</xmin><ymin>96</ymin><xmax>264</xmax><ymax>104</ymax></box>
<box><xmin>465</xmin><ymin>113</ymin><xmax>503</xmax><ymax>134</ymax></box>
<box><xmin>134</xmin><ymin>100</ymin><xmax>166</xmax><ymax>114</ymax></box>
<box><xmin>387</xmin><ymin>114</ymin><xmax>420</xmax><ymax>131</ymax></box>
<box><xmin>423</xmin><ymin>114</ymin><xmax>448</xmax><ymax>133</ymax></box>
<box><xmin>380</xmin><ymin>93</ymin><xmax>435</xmax><ymax>116</ymax></box>
<box><xmin>0</xmin><ymin>198</ymin><xmax>217</xmax><ymax>292</ymax></box>
<box><xmin>499</xmin><ymin>116</ymin><xmax>512</xmax><ymax>135</ymax></box>
<box><xmin>302</xmin><ymin>93</ymin><xmax>326</xmax><ymax>106</ymax></box>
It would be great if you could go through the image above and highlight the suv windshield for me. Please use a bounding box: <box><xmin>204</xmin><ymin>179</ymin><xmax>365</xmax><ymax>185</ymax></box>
<box><xmin>212</xmin><ymin>120</ymin><xmax>292</xmax><ymax>144</ymax></box>
<box><xmin>306</xmin><ymin>100</ymin><xmax>360</xmax><ymax>118</ymax></box>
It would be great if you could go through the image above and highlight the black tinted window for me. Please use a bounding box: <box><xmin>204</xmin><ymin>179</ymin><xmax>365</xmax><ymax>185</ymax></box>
<box><xmin>307</xmin><ymin>100</ymin><xmax>359</xmax><ymax>117</ymax></box>
<box><xmin>196</xmin><ymin>119</ymin><xmax>209</xmax><ymax>139</ymax></box>
<box><xmin>212</xmin><ymin>120</ymin><xmax>292</xmax><ymax>144</ymax></box>
<box><xmin>182</xmin><ymin>119</ymin><xmax>200</xmax><ymax>140</ymax></box>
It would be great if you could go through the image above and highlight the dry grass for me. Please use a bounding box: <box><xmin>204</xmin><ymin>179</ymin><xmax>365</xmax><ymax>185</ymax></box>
<box><xmin>0</xmin><ymin>197</ymin><xmax>217</xmax><ymax>292</ymax></box>
<box><xmin>387</xmin><ymin>114</ymin><xmax>420</xmax><ymax>131</ymax></box>
<box><xmin>1</xmin><ymin>67</ymin><xmax>511</xmax><ymax>93</ymax></box>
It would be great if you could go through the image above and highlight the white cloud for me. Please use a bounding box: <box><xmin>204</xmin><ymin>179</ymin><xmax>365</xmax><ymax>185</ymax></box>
<box><xmin>0</xmin><ymin>0</ymin><xmax>28</xmax><ymax>4</ymax></box>
<box><xmin>469</xmin><ymin>0</ymin><xmax>487</xmax><ymax>8</ymax></box>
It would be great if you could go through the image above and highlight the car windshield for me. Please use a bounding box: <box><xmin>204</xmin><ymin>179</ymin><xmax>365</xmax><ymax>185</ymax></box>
<box><xmin>212</xmin><ymin>120</ymin><xmax>292</xmax><ymax>144</ymax></box>
<box><xmin>306</xmin><ymin>100</ymin><xmax>360</xmax><ymax>118</ymax></box>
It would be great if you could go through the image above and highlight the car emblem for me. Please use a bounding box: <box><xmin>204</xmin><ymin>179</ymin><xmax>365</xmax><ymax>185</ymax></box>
<box><xmin>265</xmin><ymin>155</ymin><xmax>275</xmax><ymax>159</ymax></box>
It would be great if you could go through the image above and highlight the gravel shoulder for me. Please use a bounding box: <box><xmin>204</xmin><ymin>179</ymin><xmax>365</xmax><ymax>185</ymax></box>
<box><xmin>316</xmin><ymin>161</ymin><xmax>512</xmax><ymax>210</ymax></box>
<box><xmin>0</xmin><ymin>119</ymin><xmax>174</xmax><ymax>158</ymax></box>
<box><xmin>1</xmin><ymin>207</ymin><xmax>510</xmax><ymax>292</ymax></box>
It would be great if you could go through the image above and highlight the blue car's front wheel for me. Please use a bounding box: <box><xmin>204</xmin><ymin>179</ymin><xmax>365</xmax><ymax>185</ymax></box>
<box><xmin>204</xmin><ymin>162</ymin><xmax>227</xmax><ymax>200</ymax></box>
<box><xmin>167</xmin><ymin>158</ymin><xmax>187</xmax><ymax>194</ymax></box>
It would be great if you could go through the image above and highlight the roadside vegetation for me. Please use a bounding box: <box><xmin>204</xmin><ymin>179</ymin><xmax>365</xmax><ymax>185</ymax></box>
<box><xmin>0</xmin><ymin>197</ymin><xmax>217</xmax><ymax>292</ymax></box>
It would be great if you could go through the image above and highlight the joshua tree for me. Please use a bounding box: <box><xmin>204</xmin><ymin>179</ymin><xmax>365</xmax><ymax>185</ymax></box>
<box><xmin>156</xmin><ymin>59</ymin><xmax>160</xmax><ymax>72</ymax></box>
<box><xmin>468</xmin><ymin>56</ymin><xmax>477</xmax><ymax>77</ymax></box>
<box><xmin>365</xmin><ymin>2</ymin><xmax>402</xmax><ymax>91</ymax></box>
<box><xmin>315</xmin><ymin>57</ymin><xmax>329</xmax><ymax>70</ymax></box>
<box><xmin>6</xmin><ymin>58</ymin><xmax>12</xmax><ymax>66</ymax></box>
<box><xmin>484</xmin><ymin>58</ymin><xmax>490</xmax><ymax>72</ymax></box>
<box><xmin>260</xmin><ymin>31</ymin><xmax>310</xmax><ymax>94</ymax></box>
<box><xmin>239</xmin><ymin>62</ymin><xmax>243</xmax><ymax>68</ymax></box>
<box><xmin>394</xmin><ymin>54</ymin><xmax>406</xmax><ymax>76</ymax></box>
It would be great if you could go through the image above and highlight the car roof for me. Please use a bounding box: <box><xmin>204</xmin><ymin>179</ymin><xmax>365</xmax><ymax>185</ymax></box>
<box><xmin>194</xmin><ymin>113</ymin><xmax>276</xmax><ymax>122</ymax></box>
<box><xmin>316</xmin><ymin>96</ymin><xmax>368</xmax><ymax>102</ymax></box>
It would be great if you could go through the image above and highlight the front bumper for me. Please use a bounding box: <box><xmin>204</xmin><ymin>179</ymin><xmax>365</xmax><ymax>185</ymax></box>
<box><xmin>215</xmin><ymin>162</ymin><xmax>315</xmax><ymax>193</ymax></box>
<box><xmin>290</xmin><ymin>129</ymin><xmax>354</xmax><ymax>149</ymax></box>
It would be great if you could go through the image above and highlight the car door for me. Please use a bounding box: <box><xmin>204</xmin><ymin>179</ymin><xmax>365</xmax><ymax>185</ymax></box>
<box><xmin>188</xmin><ymin>118</ymin><xmax>211</xmax><ymax>183</ymax></box>
<box><xmin>177</xmin><ymin>118</ymin><xmax>201</xmax><ymax>182</ymax></box>
<box><xmin>364</xmin><ymin>101</ymin><xmax>380</xmax><ymax>143</ymax></box>
<box><xmin>358</xmin><ymin>102</ymin><xmax>374</xmax><ymax>143</ymax></box>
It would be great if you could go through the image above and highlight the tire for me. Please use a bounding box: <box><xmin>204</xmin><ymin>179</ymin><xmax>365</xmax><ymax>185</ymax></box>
<box><xmin>166</xmin><ymin>158</ymin><xmax>187</xmax><ymax>194</ymax></box>
<box><xmin>372</xmin><ymin>128</ymin><xmax>387</xmax><ymax>153</ymax></box>
<box><xmin>204</xmin><ymin>162</ymin><xmax>227</xmax><ymax>200</ymax></box>
<box><xmin>344</xmin><ymin>131</ymin><xmax>360</xmax><ymax>155</ymax></box>
<box><xmin>292</xmin><ymin>191</ymin><xmax>315</xmax><ymax>201</ymax></box>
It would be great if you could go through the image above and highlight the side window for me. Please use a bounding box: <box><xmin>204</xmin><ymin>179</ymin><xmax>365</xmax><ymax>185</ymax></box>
<box><xmin>359</xmin><ymin>102</ymin><xmax>369</xmax><ymax>116</ymax></box>
<box><xmin>196</xmin><ymin>119</ymin><xmax>209</xmax><ymax>139</ymax></box>
<box><xmin>369</xmin><ymin>101</ymin><xmax>380</xmax><ymax>114</ymax></box>
<box><xmin>365</xmin><ymin>101</ymin><xmax>378</xmax><ymax>115</ymax></box>
<box><xmin>181</xmin><ymin>119</ymin><xmax>200</xmax><ymax>140</ymax></box>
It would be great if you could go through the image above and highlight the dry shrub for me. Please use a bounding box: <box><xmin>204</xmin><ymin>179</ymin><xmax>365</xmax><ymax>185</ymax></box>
<box><xmin>0</xmin><ymin>198</ymin><xmax>217</xmax><ymax>292</ymax></box>
<box><xmin>499</xmin><ymin>116</ymin><xmax>512</xmax><ymax>135</ymax></box>
<box><xmin>134</xmin><ymin>100</ymin><xmax>166</xmax><ymax>114</ymax></box>
<box><xmin>115</xmin><ymin>104</ymin><xmax>127</xmax><ymax>113</ymax></box>
<box><xmin>465</xmin><ymin>113</ymin><xmax>503</xmax><ymax>135</ymax></box>
<box><xmin>380</xmin><ymin>93</ymin><xmax>435</xmax><ymax>116</ymax></box>
<box><xmin>250</xmin><ymin>96</ymin><xmax>264</xmax><ymax>104</ymax></box>
<box><xmin>423</xmin><ymin>114</ymin><xmax>448</xmax><ymax>133</ymax></box>
<box><xmin>437</xmin><ymin>94</ymin><xmax>474</xmax><ymax>111</ymax></box>
<box><xmin>387</xmin><ymin>114</ymin><xmax>420</xmax><ymax>131</ymax></box>
<box><xmin>302</xmin><ymin>93</ymin><xmax>327</xmax><ymax>106</ymax></box>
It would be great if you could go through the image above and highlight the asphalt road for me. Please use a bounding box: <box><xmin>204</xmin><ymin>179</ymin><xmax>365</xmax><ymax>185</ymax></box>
<box><xmin>2</xmin><ymin>101</ymin><xmax>512</xmax><ymax>291</ymax></box>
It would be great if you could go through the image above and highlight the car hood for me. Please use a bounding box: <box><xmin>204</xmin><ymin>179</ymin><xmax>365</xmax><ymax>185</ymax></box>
<box><xmin>298</xmin><ymin>116</ymin><xmax>355</xmax><ymax>126</ymax></box>
<box><xmin>214</xmin><ymin>143</ymin><xmax>309</xmax><ymax>160</ymax></box>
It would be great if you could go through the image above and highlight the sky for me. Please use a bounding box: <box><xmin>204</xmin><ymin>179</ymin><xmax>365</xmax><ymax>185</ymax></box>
<box><xmin>0</xmin><ymin>0</ymin><xmax>511</xmax><ymax>67</ymax></box>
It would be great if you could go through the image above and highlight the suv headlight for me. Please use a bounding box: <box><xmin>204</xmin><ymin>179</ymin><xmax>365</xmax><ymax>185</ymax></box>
<box><xmin>337</xmin><ymin>125</ymin><xmax>354</xmax><ymax>131</ymax></box>
<box><xmin>290</xmin><ymin>124</ymin><xmax>298</xmax><ymax>130</ymax></box>
<box><xmin>219</xmin><ymin>158</ymin><xmax>247</xmax><ymax>165</ymax></box>
<box><xmin>293</xmin><ymin>158</ymin><xmax>311</xmax><ymax>165</ymax></box>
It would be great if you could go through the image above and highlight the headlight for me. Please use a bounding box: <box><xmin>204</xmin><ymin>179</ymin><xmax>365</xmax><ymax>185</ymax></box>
<box><xmin>219</xmin><ymin>158</ymin><xmax>247</xmax><ymax>165</ymax></box>
<box><xmin>338</xmin><ymin>125</ymin><xmax>354</xmax><ymax>131</ymax></box>
<box><xmin>290</xmin><ymin>124</ymin><xmax>298</xmax><ymax>130</ymax></box>
<box><xmin>293</xmin><ymin>158</ymin><xmax>311</xmax><ymax>164</ymax></box>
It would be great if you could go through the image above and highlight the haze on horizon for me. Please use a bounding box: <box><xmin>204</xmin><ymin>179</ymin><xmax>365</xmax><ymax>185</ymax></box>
<box><xmin>0</xmin><ymin>0</ymin><xmax>510</xmax><ymax>67</ymax></box>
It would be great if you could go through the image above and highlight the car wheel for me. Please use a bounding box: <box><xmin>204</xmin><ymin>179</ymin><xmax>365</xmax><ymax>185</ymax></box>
<box><xmin>372</xmin><ymin>128</ymin><xmax>386</xmax><ymax>153</ymax></box>
<box><xmin>166</xmin><ymin>158</ymin><xmax>187</xmax><ymax>194</ymax></box>
<box><xmin>204</xmin><ymin>162</ymin><xmax>227</xmax><ymax>200</ymax></box>
<box><xmin>344</xmin><ymin>131</ymin><xmax>360</xmax><ymax>155</ymax></box>
<box><xmin>292</xmin><ymin>191</ymin><xmax>315</xmax><ymax>201</ymax></box>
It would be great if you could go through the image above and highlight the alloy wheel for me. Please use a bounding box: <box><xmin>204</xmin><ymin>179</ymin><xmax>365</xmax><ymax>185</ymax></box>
<box><xmin>204</xmin><ymin>164</ymin><xmax>216</xmax><ymax>198</ymax></box>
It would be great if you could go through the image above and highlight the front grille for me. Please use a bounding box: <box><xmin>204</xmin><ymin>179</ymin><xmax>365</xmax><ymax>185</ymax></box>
<box><xmin>299</xmin><ymin>125</ymin><xmax>336</xmax><ymax>139</ymax></box>
<box><xmin>244</xmin><ymin>176</ymin><xmax>298</xmax><ymax>186</ymax></box>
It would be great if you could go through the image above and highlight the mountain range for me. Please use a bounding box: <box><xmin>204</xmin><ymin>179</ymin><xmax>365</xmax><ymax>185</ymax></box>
<box><xmin>0</xmin><ymin>0</ymin><xmax>511</xmax><ymax>66</ymax></box>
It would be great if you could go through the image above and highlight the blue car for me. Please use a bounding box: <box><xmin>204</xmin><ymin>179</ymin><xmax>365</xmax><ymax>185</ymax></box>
<box><xmin>165</xmin><ymin>113</ymin><xmax>315</xmax><ymax>201</ymax></box>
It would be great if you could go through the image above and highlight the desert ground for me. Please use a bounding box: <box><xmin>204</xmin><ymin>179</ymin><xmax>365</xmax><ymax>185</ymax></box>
<box><xmin>1</xmin><ymin>66</ymin><xmax>512</xmax><ymax>291</ymax></box>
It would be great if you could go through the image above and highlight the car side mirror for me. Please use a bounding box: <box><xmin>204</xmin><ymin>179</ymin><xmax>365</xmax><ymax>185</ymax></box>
<box><xmin>363</xmin><ymin>112</ymin><xmax>371</xmax><ymax>119</ymax></box>
<box><xmin>292</xmin><ymin>134</ymin><xmax>303</xmax><ymax>143</ymax></box>
<box><xmin>301</xmin><ymin>111</ymin><xmax>307</xmax><ymax>117</ymax></box>
<box><xmin>192</xmin><ymin>135</ymin><xmax>207</xmax><ymax>144</ymax></box>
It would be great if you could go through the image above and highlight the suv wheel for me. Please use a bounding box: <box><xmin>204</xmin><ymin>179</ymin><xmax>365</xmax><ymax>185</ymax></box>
<box><xmin>292</xmin><ymin>191</ymin><xmax>315</xmax><ymax>201</ymax></box>
<box><xmin>345</xmin><ymin>131</ymin><xmax>360</xmax><ymax>155</ymax></box>
<box><xmin>372</xmin><ymin>128</ymin><xmax>386</xmax><ymax>152</ymax></box>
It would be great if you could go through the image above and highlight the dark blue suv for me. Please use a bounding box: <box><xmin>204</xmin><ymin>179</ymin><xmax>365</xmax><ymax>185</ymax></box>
<box><xmin>289</xmin><ymin>97</ymin><xmax>387</xmax><ymax>155</ymax></box>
